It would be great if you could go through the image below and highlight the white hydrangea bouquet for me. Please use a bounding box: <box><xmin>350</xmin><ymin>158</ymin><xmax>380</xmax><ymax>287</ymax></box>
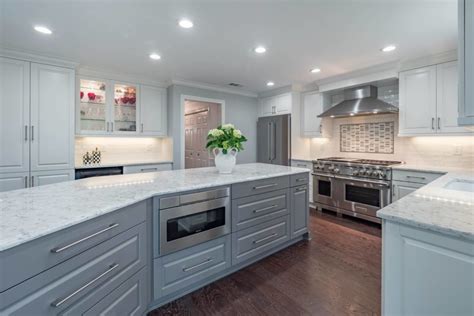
<box><xmin>206</xmin><ymin>124</ymin><xmax>247</xmax><ymax>173</ymax></box>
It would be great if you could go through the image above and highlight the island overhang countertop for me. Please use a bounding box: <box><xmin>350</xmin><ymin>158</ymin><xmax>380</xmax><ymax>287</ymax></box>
<box><xmin>0</xmin><ymin>163</ymin><xmax>310</xmax><ymax>252</ymax></box>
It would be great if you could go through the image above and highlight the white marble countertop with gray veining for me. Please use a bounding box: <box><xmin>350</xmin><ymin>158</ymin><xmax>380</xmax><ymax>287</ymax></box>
<box><xmin>392</xmin><ymin>163</ymin><xmax>473</xmax><ymax>174</ymax></box>
<box><xmin>377</xmin><ymin>169</ymin><xmax>474</xmax><ymax>241</ymax></box>
<box><xmin>0</xmin><ymin>163</ymin><xmax>309</xmax><ymax>252</ymax></box>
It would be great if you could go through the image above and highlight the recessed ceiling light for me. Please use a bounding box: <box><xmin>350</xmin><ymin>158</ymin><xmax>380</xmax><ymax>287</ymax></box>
<box><xmin>266</xmin><ymin>81</ymin><xmax>274</xmax><ymax>87</ymax></box>
<box><xmin>178</xmin><ymin>19</ymin><xmax>193</xmax><ymax>29</ymax></box>
<box><xmin>34</xmin><ymin>25</ymin><xmax>52</xmax><ymax>35</ymax></box>
<box><xmin>254</xmin><ymin>46</ymin><xmax>266</xmax><ymax>54</ymax></box>
<box><xmin>310</xmin><ymin>68</ymin><xmax>321</xmax><ymax>73</ymax></box>
<box><xmin>149</xmin><ymin>53</ymin><xmax>161</xmax><ymax>60</ymax></box>
<box><xmin>381</xmin><ymin>45</ymin><xmax>396</xmax><ymax>52</ymax></box>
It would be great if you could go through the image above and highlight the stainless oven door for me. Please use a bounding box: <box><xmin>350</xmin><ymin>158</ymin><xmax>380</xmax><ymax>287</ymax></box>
<box><xmin>312</xmin><ymin>173</ymin><xmax>337</xmax><ymax>207</ymax></box>
<box><xmin>335</xmin><ymin>175</ymin><xmax>390</xmax><ymax>217</ymax></box>
<box><xmin>160</xmin><ymin>197</ymin><xmax>230</xmax><ymax>255</ymax></box>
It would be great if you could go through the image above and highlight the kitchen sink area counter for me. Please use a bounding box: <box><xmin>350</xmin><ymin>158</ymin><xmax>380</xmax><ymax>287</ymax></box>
<box><xmin>0</xmin><ymin>163</ymin><xmax>308</xmax><ymax>252</ymax></box>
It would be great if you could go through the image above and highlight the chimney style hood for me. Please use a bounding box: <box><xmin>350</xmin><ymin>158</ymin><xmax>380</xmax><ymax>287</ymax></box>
<box><xmin>318</xmin><ymin>85</ymin><xmax>399</xmax><ymax>118</ymax></box>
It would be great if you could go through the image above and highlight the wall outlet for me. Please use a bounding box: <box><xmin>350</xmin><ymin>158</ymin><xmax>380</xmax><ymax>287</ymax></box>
<box><xmin>454</xmin><ymin>146</ymin><xmax>463</xmax><ymax>156</ymax></box>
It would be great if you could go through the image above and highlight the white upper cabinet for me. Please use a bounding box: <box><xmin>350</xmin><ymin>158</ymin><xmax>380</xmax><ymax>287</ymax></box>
<box><xmin>30</xmin><ymin>63</ymin><xmax>75</xmax><ymax>171</ymax></box>
<box><xmin>458</xmin><ymin>0</ymin><xmax>474</xmax><ymax>125</ymax></box>
<box><xmin>258</xmin><ymin>93</ymin><xmax>292</xmax><ymax>117</ymax></box>
<box><xmin>399</xmin><ymin>61</ymin><xmax>470</xmax><ymax>136</ymax></box>
<box><xmin>399</xmin><ymin>65</ymin><xmax>437</xmax><ymax>135</ymax></box>
<box><xmin>301</xmin><ymin>92</ymin><xmax>324</xmax><ymax>137</ymax></box>
<box><xmin>140</xmin><ymin>85</ymin><xmax>167</xmax><ymax>136</ymax></box>
<box><xmin>0</xmin><ymin>57</ymin><xmax>30</xmax><ymax>173</ymax></box>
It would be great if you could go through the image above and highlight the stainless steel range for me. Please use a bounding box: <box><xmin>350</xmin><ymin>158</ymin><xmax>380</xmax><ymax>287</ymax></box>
<box><xmin>312</xmin><ymin>157</ymin><xmax>403</xmax><ymax>223</ymax></box>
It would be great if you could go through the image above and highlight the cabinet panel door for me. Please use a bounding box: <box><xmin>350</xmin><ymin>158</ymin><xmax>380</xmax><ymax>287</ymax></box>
<box><xmin>459</xmin><ymin>0</ymin><xmax>474</xmax><ymax>125</ymax></box>
<box><xmin>0</xmin><ymin>57</ymin><xmax>30</xmax><ymax>173</ymax></box>
<box><xmin>399</xmin><ymin>66</ymin><xmax>437</xmax><ymax>135</ymax></box>
<box><xmin>437</xmin><ymin>61</ymin><xmax>469</xmax><ymax>133</ymax></box>
<box><xmin>30</xmin><ymin>63</ymin><xmax>74</xmax><ymax>171</ymax></box>
<box><xmin>302</xmin><ymin>92</ymin><xmax>322</xmax><ymax>137</ymax></box>
<box><xmin>290</xmin><ymin>185</ymin><xmax>309</xmax><ymax>238</ymax></box>
<box><xmin>259</xmin><ymin>97</ymin><xmax>273</xmax><ymax>117</ymax></box>
<box><xmin>140</xmin><ymin>85</ymin><xmax>167</xmax><ymax>136</ymax></box>
<box><xmin>275</xmin><ymin>93</ymin><xmax>291</xmax><ymax>114</ymax></box>
<box><xmin>0</xmin><ymin>172</ymin><xmax>28</xmax><ymax>192</ymax></box>
<box><xmin>392</xmin><ymin>181</ymin><xmax>424</xmax><ymax>202</ymax></box>
<box><xmin>31</xmin><ymin>169</ymin><xmax>74</xmax><ymax>187</ymax></box>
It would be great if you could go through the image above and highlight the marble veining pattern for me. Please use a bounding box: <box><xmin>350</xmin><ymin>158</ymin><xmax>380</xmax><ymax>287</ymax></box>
<box><xmin>377</xmin><ymin>170</ymin><xmax>474</xmax><ymax>241</ymax></box>
<box><xmin>0</xmin><ymin>163</ymin><xmax>308</xmax><ymax>252</ymax></box>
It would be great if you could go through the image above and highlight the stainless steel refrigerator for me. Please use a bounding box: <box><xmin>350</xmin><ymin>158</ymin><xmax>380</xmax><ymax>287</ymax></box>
<box><xmin>257</xmin><ymin>114</ymin><xmax>291</xmax><ymax>165</ymax></box>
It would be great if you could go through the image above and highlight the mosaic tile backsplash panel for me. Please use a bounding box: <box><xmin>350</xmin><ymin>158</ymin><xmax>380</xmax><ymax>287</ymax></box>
<box><xmin>340</xmin><ymin>122</ymin><xmax>394</xmax><ymax>154</ymax></box>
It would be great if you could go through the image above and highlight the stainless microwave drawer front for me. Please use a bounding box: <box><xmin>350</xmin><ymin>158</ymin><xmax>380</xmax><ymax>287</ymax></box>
<box><xmin>159</xmin><ymin>197</ymin><xmax>230</xmax><ymax>255</ymax></box>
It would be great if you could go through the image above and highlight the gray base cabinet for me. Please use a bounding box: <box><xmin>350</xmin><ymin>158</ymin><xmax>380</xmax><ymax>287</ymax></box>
<box><xmin>290</xmin><ymin>184</ymin><xmax>309</xmax><ymax>237</ymax></box>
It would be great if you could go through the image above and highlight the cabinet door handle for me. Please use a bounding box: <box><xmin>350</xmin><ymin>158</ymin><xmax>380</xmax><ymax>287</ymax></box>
<box><xmin>253</xmin><ymin>233</ymin><xmax>278</xmax><ymax>244</ymax></box>
<box><xmin>437</xmin><ymin>117</ymin><xmax>441</xmax><ymax>130</ymax></box>
<box><xmin>111</xmin><ymin>122</ymin><xmax>114</xmax><ymax>131</ymax></box>
<box><xmin>431</xmin><ymin>118</ymin><xmax>435</xmax><ymax>130</ymax></box>
<box><xmin>106</xmin><ymin>122</ymin><xmax>109</xmax><ymax>132</ymax></box>
<box><xmin>51</xmin><ymin>263</ymin><xmax>119</xmax><ymax>307</ymax></box>
<box><xmin>253</xmin><ymin>204</ymin><xmax>277</xmax><ymax>213</ymax></box>
<box><xmin>406</xmin><ymin>175</ymin><xmax>426</xmax><ymax>180</ymax></box>
<box><xmin>141</xmin><ymin>123</ymin><xmax>144</xmax><ymax>133</ymax></box>
<box><xmin>24</xmin><ymin>176</ymin><xmax>28</xmax><ymax>188</ymax></box>
<box><xmin>50</xmin><ymin>223</ymin><xmax>119</xmax><ymax>253</ymax></box>
<box><xmin>319</xmin><ymin>124</ymin><xmax>322</xmax><ymax>134</ymax></box>
<box><xmin>24</xmin><ymin>125</ymin><xmax>28</xmax><ymax>141</ymax></box>
<box><xmin>30</xmin><ymin>126</ymin><xmax>34</xmax><ymax>141</ymax></box>
<box><xmin>31</xmin><ymin>176</ymin><xmax>34</xmax><ymax>187</ymax></box>
<box><xmin>253</xmin><ymin>183</ymin><xmax>277</xmax><ymax>190</ymax></box>
<box><xmin>296</xmin><ymin>186</ymin><xmax>307</xmax><ymax>192</ymax></box>
<box><xmin>182</xmin><ymin>258</ymin><xmax>213</xmax><ymax>272</ymax></box>
<box><xmin>296</xmin><ymin>177</ymin><xmax>307</xmax><ymax>182</ymax></box>
<box><xmin>140</xmin><ymin>167</ymin><xmax>158</xmax><ymax>172</ymax></box>
<box><xmin>392</xmin><ymin>184</ymin><xmax>395</xmax><ymax>196</ymax></box>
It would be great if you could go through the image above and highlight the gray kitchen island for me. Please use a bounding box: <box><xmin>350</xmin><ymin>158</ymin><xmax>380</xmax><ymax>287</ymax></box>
<box><xmin>0</xmin><ymin>163</ymin><xmax>310</xmax><ymax>315</ymax></box>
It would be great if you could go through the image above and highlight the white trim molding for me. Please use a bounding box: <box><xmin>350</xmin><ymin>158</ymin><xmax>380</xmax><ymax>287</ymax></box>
<box><xmin>0</xmin><ymin>47</ymin><xmax>79</xmax><ymax>69</ymax></box>
<box><xmin>399</xmin><ymin>50</ymin><xmax>458</xmax><ymax>72</ymax></box>
<box><xmin>77</xmin><ymin>66</ymin><xmax>168</xmax><ymax>88</ymax></box>
<box><xmin>172</xmin><ymin>79</ymin><xmax>258</xmax><ymax>98</ymax></box>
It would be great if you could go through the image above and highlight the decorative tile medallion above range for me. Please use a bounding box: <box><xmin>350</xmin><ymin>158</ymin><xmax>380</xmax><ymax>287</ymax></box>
<box><xmin>340</xmin><ymin>122</ymin><xmax>395</xmax><ymax>154</ymax></box>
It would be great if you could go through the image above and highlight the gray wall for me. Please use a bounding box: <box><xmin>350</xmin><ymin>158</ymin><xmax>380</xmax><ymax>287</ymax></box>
<box><xmin>168</xmin><ymin>84</ymin><xmax>258</xmax><ymax>169</ymax></box>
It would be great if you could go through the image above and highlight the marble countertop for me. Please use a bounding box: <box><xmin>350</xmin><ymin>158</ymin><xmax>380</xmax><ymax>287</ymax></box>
<box><xmin>392</xmin><ymin>163</ymin><xmax>473</xmax><ymax>174</ymax></box>
<box><xmin>0</xmin><ymin>163</ymin><xmax>309</xmax><ymax>252</ymax></box>
<box><xmin>75</xmin><ymin>160</ymin><xmax>173</xmax><ymax>169</ymax></box>
<box><xmin>377</xmin><ymin>169</ymin><xmax>474</xmax><ymax>241</ymax></box>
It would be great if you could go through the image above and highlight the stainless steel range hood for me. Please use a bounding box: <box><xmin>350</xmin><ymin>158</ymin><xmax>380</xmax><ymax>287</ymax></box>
<box><xmin>318</xmin><ymin>85</ymin><xmax>399</xmax><ymax>118</ymax></box>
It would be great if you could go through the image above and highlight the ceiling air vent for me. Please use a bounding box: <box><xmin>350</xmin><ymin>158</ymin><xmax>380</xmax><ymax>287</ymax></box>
<box><xmin>228</xmin><ymin>83</ymin><xmax>243</xmax><ymax>88</ymax></box>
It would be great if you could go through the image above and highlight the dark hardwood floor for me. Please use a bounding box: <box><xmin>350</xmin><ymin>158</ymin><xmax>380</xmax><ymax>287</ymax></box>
<box><xmin>149</xmin><ymin>210</ymin><xmax>382</xmax><ymax>316</ymax></box>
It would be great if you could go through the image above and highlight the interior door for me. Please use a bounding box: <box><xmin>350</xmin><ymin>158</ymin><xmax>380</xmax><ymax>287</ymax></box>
<box><xmin>30</xmin><ymin>63</ymin><xmax>75</xmax><ymax>171</ymax></box>
<box><xmin>0</xmin><ymin>57</ymin><xmax>30</xmax><ymax>173</ymax></box>
<box><xmin>257</xmin><ymin>116</ymin><xmax>272</xmax><ymax>163</ymax></box>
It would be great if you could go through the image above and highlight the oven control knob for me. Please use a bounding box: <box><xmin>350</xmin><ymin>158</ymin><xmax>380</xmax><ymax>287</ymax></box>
<box><xmin>334</xmin><ymin>168</ymin><xmax>340</xmax><ymax>173</ymax></box>
<box><xmin>365</xmin><ymin>169</ymin><xmax>372</xmax><ymax>176</ymax></box>
<box><xmin>352</xmin><ymin>169</ymin><xmax>359</xmax><ymax>176</ymax></box>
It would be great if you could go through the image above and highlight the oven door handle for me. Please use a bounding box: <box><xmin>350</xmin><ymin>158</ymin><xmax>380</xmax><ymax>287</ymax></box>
<box><xmin>333</xmin><ymin>175</ymin><xmax>390</xmax><ymax>187</ymax></box>
<box><xmin>311</xmin><ymin>172</ymin><xmax>334</xmax><ymax>179</ymax></box>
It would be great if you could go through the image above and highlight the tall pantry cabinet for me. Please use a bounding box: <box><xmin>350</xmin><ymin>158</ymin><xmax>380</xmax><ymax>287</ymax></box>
<box><xmin>0</xmin><ymin>57</ymin><xmax>75</xmax><ymax>192</ymax></box>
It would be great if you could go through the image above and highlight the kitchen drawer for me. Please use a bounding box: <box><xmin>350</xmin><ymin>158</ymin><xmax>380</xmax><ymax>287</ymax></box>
<box><xmin>0</xmin><ymin>223</ymin><xmax>147</xmax><ymax>315</ymax></box>
<box><xmin>64</xmin><ymin>267</ymin><xmax>149</xmax><ymax>316</ymax></box>
<box><xmin>392</xmin><ymin>169</ymin><xmax>443</xmax><ymax>184</ymax></box>
<box><xmin>232</xmin><ymin>189</ymin><xmax>289</xmax><ymax>231</ymax></box>
<box><xmin>291</xmin><ymin>160</ymin><xmax>312</xmax><ymax>169</ymax></box>
<box><xmin>232</xmin><ymin>215</ymin><xmax>290</xmax><ymax>265</ymax></box>
<box><xmin>123</xmin><ymin>163</ymin><xmax>172</xmax><ymax>174</ymax></box>
<box><xmin>232</xmin><ymin>176</ymin><xmax>289</xmax><ymax>199</ymax></box>
<box><xmin>154</xmin><ymin>235</ymin><xmax>231</xmax><ymax>298</ymax></box>
<box><xmin>290</xmin><ymin>173</ymin><xmax>309</xmax><ymax>187</ymax></box>
<box><xmin>0</xmin><ymin>200</ymin><xmax>147</xmax><ymax>292</ymax></box>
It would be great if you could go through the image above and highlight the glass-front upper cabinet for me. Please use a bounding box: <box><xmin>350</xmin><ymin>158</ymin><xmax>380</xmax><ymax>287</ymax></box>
<box><xmin>79</xmin><ymin>79</ymin><xmax>108</xmax><ymax>132</ymax></box>
<box><xmin>113</xmin><ymin>83</ymin><xmax>137</xmax><ymax>133</ymax></box>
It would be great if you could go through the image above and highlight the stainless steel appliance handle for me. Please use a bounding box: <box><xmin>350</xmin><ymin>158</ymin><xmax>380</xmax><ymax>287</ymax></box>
<box><xmin>272</xmin><ymin>121</ymin><xmax>277</xmax><ymax>160</ymax></box>
<box><xmin>253</xmin><ymin>204</ymin><xmax>277</xmax><ymax>213</ymax></box>
<box><xmin>182</xmin><ymin>258</ymin><xmax>213</xmax><ymax>272</ymax></box>
<box><xmin>253</xmin><ymin>183</ymin><xmax>278</xmax><ymax>190</ymax></box>
<box><xmin>268</xmin><ymin>122</ymin><xmax>271</xmax><ymax>161</ymax></box>
<box><xmin>51</xmin><ymin>263</ymin><xmax>119</xmax><ymax>307</ymax></box>
<box><xmin>334</xmin><ymin>175</ymin><xmax>390</xmax><ymax>187</ymax></box>
<box><xmin>50</xmin><ymin>223</ymin><xmax>119</xmax><ymax>253</ymax></box>
<box><xmin>312</xmin><ymin>172</ymin><xmax>333</xmax><ymax>179</ymax></box>
<box><xmin>253</xmin><ymin>233</ymin><xmax>278</xmax><ymax>244</ymax></box>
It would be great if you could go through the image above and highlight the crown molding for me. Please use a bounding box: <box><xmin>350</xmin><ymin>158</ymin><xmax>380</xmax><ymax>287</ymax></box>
<box><xmin>171</xmin><ymin>79</ymin><xmax>258</xmax><ymax>98</ymax></box>
<box><xmin>0</xmin><ymin>47</ymin><xmax>79</xmax><ymax>68</ymax></box>
<box><xmin>77</xmin><ymin>66</ymin><xmax>168</xmax><ymax>88</ymax></box>
<box><xmin>398</xmin><ymin>49</ymin><xmax>457</xmax><ymax>72</ymax></box>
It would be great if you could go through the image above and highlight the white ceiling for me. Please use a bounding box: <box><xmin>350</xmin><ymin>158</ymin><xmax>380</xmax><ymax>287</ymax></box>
<box><xmin>0</xmin><ymin>0</ymin><xmax>458</xmax><ymax>93</ymax></box>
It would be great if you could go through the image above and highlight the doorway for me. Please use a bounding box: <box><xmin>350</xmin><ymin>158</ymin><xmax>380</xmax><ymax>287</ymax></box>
<box><xmin>183</xmin><ymin>97</ymin><xmax>223</xmax><ymax>169</ymax></box>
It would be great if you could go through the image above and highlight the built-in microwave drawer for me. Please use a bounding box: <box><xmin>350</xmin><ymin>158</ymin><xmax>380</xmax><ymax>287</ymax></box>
<box><xmin>232</xmin><ymin>189</ymin><xmax>289</xmax><ymax>231</ymax></box>
<box><xmin>0</xmin><ymin>223</ymin><xmax>147</xmax><ymax>315</ymax></box>
<box><xmin>232</xmin><ymin>176</ymin><xmax>289</xmax><ymax>199</ymax></box>
<box><xmin>392</xmin><ymin>170</ymin><xmax>443</xmax><ymax>184</ymax></box>
<box><xmin>0</xmin><ymin>200</ymin><xmax>147</xmax><ymax>292</ymax></box>
<box><xmin>231</xmin><ymin>215</ymin><xmax>290</xmax><ymax>265</ymax></box>
<box><xmin>153</xmin><ymin>235</ymin><xmax>231</xmax><ymax>298</ymax></box>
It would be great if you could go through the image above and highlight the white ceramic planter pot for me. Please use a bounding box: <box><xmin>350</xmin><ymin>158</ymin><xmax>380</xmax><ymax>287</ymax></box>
<box><xmin>213</xmin><ymin>148</ymin><xmax>237</xmax><ymax>174</ymax></box>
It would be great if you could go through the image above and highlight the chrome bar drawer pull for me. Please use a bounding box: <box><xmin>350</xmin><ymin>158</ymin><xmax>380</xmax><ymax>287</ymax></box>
<box><xmin>296</xmin><ymin>178</ymin><xmax>306</xmax><ymax>182</ymax></box>
<box><xmin>253</xmin><ymin>233</ymin><xmax>278</xmax><ymax>244</ymax></box>
<box><xmin>51</xmin><ymin>263</ymin><xmax>119</xmax><ymax>307</ymax></box>
<box><xmin>50</xmin><ymin>223</ymin><xmax>119</xmax><ymax>253</ymax></box>
<box><xmin>296</xmin><ymin>186</ymin><xmax>307</xmax><ymax>191</ymax></box>
<box><xmin>182</xmin><ymin>258</ymin><xmax>213</xmax><ymax>272</ymax></box>
<box><xmin>406</xmin><ymin>175</ymin><xmax>426</xmax><ymax>180</ymax></box>
<box><xmin>253</xmin><ymin>204</ymin><xmax>277</xmax><ymax>213</ymax></box>
<box><xmin>140</xmin><ymin>167</ymin><xmax>158</xmax><ymax>172</ymax></box>
<box><xmin>253</xmin><ymin>183</ymin><xmax>277</xmax><ymax>190</ymax></box>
